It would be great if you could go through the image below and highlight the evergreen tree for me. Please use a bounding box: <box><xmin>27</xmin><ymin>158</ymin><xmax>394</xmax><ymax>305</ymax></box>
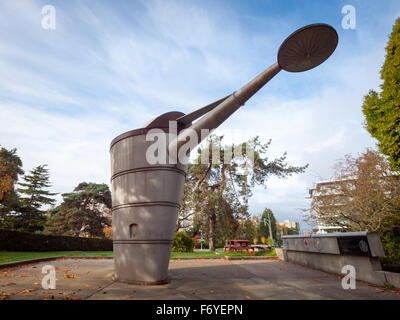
<box><xmin>8</xmin><ymin>164</ymin><xmax>57</xmax><ymax>233</ymax></box>
<box><xmin>183</xmin><ymin>135</ymin><xmax>307</xmax><ymax>251</ymax></box>
<box><xmin>258</xmin><ymin>208</ymin><xmax>277</xmax><ymax>241</ymax></box>
<box><xmin>362</xmin><ymin>17</ymin><xmax>400</xmax><ymax>170</ymax></box>
<box><xmin>236</xmin><ymin>218</ymin><xmax>257</xmax><ymax>241</ymax></box>
<box><xmin>45</xmin><ymin>182</ymin><xmax>111</xmax><ymax>237</ymax></box>
<box><xmin>17</xmin><ymin>165</ymin><xmax>57</xmax><ymax>208</ymax></box>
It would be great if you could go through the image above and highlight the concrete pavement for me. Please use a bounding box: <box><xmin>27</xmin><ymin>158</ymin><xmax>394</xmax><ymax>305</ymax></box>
<box><xmin>1</xmin><ymin>258</ymin><xmax>399</xmax><ymax>300</ymax></box>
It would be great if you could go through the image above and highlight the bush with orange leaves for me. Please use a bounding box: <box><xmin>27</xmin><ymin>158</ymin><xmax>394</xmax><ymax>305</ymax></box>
<box><xmin>103</xmin><ymin>226</ymin><xmax>113</xmax><ymax>239</ymax></box>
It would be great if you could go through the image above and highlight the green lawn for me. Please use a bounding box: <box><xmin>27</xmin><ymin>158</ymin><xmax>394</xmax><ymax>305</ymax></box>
<box><xmin>0</xmin><ymin>249</ymin><xmax>276</xmax><ymax>264</ymax></box>
<box><xmin>171</xmin><ymin>249</ymin><xmax>276</xmax><ymax>259</ymax></box>
<box><xmin>0</xmin><ymin>251</ymin><xmax>113</xmax><ymax>264</ymax></box>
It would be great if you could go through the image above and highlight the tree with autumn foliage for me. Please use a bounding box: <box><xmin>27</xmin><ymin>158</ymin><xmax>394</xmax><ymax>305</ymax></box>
<box><xmin>309</xmin><ymin>149</ymin><xmax>400</xmax><ymax>257</ymax></box>
<box><xmin>0</xmin><ymin>147</ymin><xmax>24</xmax><ymax>225</ymax></box>
<box><xmin>0</xmin><ymin>147</ymin><xmax>24</xmax><ymax>200</ymax></box>
<box><xmin>362</xmin><ymin>17</ymin><xmax>400</xmax><ymax>170</ymax></box>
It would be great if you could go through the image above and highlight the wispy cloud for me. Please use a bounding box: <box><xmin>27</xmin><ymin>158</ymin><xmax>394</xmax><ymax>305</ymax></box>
<box><xmin>0</xmin><ymin>0</ymin><xmax>399</xmax><ymax>229</ymax></box>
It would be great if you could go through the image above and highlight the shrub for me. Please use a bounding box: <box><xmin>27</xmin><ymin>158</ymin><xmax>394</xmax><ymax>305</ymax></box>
<box><xmin>172</xmin><ymin>232</ymin><xmax>194</xmax><ymax>252</ymax></box>
<box><xmin>216</xmin><ymin>240</ymin><xmax>225</xmax><ymax>248</ymax></box>
<box><xmin>381</xmin><ymin>231</ymin><xmax>400</xmax><ymax>259</ymax></box>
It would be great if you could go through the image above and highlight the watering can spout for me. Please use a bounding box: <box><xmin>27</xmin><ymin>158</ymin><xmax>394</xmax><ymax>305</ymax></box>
<box><xmin>173</xmin><ymin>62</ymin><xmax>282</xmax><ymax>150</ymax></box>
<box><xmin>171</xmin><ymin>23</ymin><xmax>338</xmax><ymax>152</ymax></box>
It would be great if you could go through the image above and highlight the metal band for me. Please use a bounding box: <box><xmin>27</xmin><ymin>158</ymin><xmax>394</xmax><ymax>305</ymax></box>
<box><xmin>112</xmin><ymin>201</ymin><xmax>180</xmax><ymax>211</ymax></box>
<box><xmin>111</xmin><ymin>166</ymin><xmax>186</xmax><ymax>181</ymax></box>
<box><xmin>232</xmin><ymin>91</ymin><xmax>246</xmax><ymax>109</ymax></box>
<box><xmin>113</xmin><ymin>239</ymin><xmax>173</xmax><ymax>244</ymax></box>
<box><xmin>110</xmin><ymin>111</ymin><xmax>188</xmax><ymax>150</ymax></box>
<box><xmin>110</xmin><ymin>127</ymin><xmax>168</xmax><ymax>150</ymax></box>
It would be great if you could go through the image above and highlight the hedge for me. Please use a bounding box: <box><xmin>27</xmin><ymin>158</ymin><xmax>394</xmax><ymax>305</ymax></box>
<box><xmin>380</xmin><ymin>257</ymin><xmax>400</xmax><ymax>273</ymax></box>
<box><xmin>0</xmin><ymin>229</ymin><xmax>113</xmax><ymax>252</ymax></box>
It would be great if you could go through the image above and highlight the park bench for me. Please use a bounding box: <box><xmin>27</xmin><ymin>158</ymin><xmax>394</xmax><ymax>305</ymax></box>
<box><xmin>224</xmin><ymin>240</ymin><xmax>255</xmax><ymax>255</ymax></box>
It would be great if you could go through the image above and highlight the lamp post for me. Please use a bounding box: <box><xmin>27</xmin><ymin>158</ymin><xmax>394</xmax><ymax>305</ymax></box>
<box><xmin>267</xmin><ymin>213</ymin><xmax>275</xmax><ymax>247</ymax></box>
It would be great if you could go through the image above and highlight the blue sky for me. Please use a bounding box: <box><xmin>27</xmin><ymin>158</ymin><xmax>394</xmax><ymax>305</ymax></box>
<box><xmin>1</xmin><ymin>0</ymin><xmax>399</xmax><ymax>231</ymax></box>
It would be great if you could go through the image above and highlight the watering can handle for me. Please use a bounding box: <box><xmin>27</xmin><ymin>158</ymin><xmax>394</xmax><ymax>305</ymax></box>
<box><xmin>176</xmin><ymin>93</ymin><xmax>232</xmax><ymax>125</ymax></box>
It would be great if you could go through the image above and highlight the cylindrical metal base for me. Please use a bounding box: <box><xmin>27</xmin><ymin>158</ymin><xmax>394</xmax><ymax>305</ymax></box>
<box><xmin>113</xmin><ymin>242</ymin><xmax>173</xmax><ymax>284</ymax></box>
<box><xmin>110</xmin><ymin>127</ymin><xmax>186</xmax><ymax>284</ymax></box>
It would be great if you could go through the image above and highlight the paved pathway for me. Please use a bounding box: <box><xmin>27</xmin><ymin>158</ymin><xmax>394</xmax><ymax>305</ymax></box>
<box><xmin>1</xmin><ymin>258</ymin><xmax>399</xmax><ymax>300</ymax></box>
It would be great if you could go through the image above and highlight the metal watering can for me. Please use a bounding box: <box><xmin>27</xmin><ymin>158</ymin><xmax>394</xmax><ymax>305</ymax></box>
<box><xmin>110</xmin><ymin>23</ymin><xmax>338</xmax><ymax>284</ymax></box>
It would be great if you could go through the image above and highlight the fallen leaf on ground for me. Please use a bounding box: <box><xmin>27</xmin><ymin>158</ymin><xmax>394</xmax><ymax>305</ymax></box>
<box><xmin>63</xmin><ymin>274</ymin><xmax>77</xmax><ymax>279</ymax></box>
<box><xmin>245</xmin><ymin>296</ymin><xmax>251</xmax><ymax>300</ymax></box>
<box><xmin>5</xmin><ymin>282</ymin><xmax>16</xmax><ymax>286</ymax></box>
<box><xmin>20</xmin><ymin>288</ymin><xmax>35</xmax><ymax>294</ymax></box>
<box><xmin>0</xmin><ymin>293</ymin><xmax>11</xmax><ymax>300</ymax></box>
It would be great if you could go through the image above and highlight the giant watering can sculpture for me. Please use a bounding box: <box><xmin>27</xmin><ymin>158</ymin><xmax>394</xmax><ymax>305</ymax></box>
<box><xmin>110</xmin><ymin>23</ymin><xmax>338</xmax><ymax>284</ymax></box>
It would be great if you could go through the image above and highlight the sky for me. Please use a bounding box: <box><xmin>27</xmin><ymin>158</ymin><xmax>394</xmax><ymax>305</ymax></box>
<box><xmin>1</xmin><ymin>0</ymin><xmax>399</xmax><ymax>231</ymax></box>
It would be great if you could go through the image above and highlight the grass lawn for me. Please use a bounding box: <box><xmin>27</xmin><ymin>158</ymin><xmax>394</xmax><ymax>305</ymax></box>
<box><xmin>0</xmin><ymin>249</ymin><xmax>276</xmax><ymax>264</ymax></box>
<box><xmin>171</xmin><ymin>249</ymin><xmax>276</xmax><ymax>259</ymax></box>
<box><xmin>0</xmin><ymin>251</ymin><xmax>113</xmax><ymax>264</ymax></box>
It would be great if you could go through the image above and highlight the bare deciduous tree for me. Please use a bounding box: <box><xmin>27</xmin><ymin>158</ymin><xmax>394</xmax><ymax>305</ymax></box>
<box><xmin>309</xmin><ymin>149</ymin><xmax>400</xmax><ymax>233</ymax></box>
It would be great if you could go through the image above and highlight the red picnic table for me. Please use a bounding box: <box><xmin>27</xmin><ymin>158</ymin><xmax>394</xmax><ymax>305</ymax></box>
<box><xmin>224</xmin><ymin>240</ymin><xmax>255</xmax><ymax>255</ymax></box>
